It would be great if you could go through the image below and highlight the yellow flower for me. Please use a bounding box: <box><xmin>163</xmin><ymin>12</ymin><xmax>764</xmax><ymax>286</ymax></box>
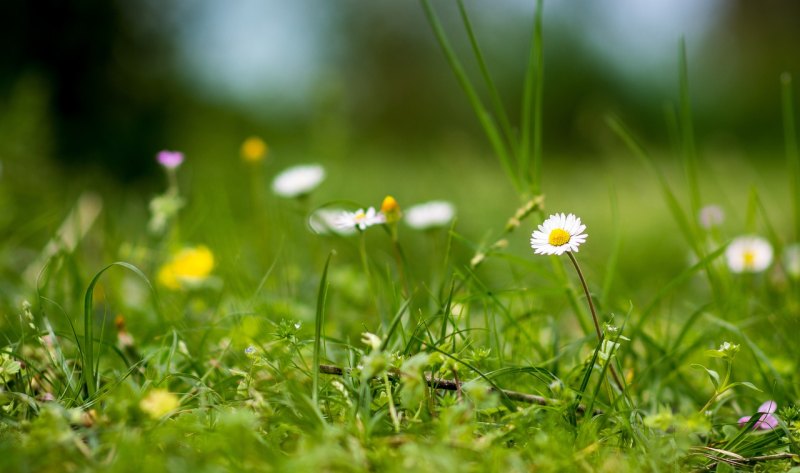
<box><xmin>240</xmin><ymin>136</ymin><xmax>268</xmax><ymax>163</ymax></box>
<box><xmin>380</xmin><ymin>195</ymin><xmax>401</xmax><ymax>223</ymax></box>
<box><xmin>140</xmin><ymin>389</ymin><xmax>180</xmax><ymax>419</ymax></box>
<box><xmin>157</xmin><ymin>246</ymin><xmax>215</xmax><ymax>290</ymax></box>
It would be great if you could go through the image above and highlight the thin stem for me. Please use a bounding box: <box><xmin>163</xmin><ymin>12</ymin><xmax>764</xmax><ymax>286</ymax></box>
<box><xmin>389</xmin><ymin>225</ymin><xmax>410</xmax><ymax>298</ymax></box>
<box><xmin>359</xmin><ymin>231</ymin><xmax>383</xmax><ymax>326</ymax></box>
<box><xmin>318</xmin><ymin>364</ymin><xmax>603</xmax><ymax>415</ymax></box>
<box><xmin>566</xmin><ymin>251</ymin><xmax>625</xmax><ymax>391</ymax></box>
<box><xmin>567</xmin><ymin>252</ymin><xmax>602</xmax><ymax>340</ymax></box>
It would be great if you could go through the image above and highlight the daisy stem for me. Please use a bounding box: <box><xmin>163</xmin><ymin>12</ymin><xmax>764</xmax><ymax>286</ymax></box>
<box><xmin>567</xmin><ymin>251</ymin><xmax>625</xmax><ymax>391</ymax></box>
<box><xmin>389</xmin><ymin>224</ymin><xmax>410</xmax><ymax>298</ymax></box>
<box><xmin>566</xmin><ymin>252</ymin><xmax>601</xmax><ymax>340</ymax></box>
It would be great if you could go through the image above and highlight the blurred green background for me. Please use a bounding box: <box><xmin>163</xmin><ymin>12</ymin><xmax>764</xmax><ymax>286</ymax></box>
<box><xmin>2</xmin><ymin>0</ymin><xmax>799</xmax><ymax>177</ymax></box>
<box><xmin>1</xmin><ymin>0</ymin><xmax>798</xmax><ymax>305</ymax></box>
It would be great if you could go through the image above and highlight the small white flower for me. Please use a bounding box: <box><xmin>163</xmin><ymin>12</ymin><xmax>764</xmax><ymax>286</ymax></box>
<box><xmin>725</xmin><ymin>235</ymin><xmax>773</xmax><ymax>273</ymax></box>
<box><xmin>309</xmin><ymin>208</ymin><xmax>356</xmax><ymax>236</ymax></box>
<box><xmin>698</xmin><ymin>205</ymin><xmax>725</xmax><ymax>229</ymax></box>
<box><xmin>271</xmin><ymin>164</ymin><xmax>325</xmax><ymax>198</ymax></box>
<box><xmin>335</xmin><ymin>207</ymin><xmax>385</xmax><ymax>231</ymax></box>
<box><xmin>404</xmin><ymin>201</ymin><xmax>455</xmax><ymax>230</ymax></box>
<box><xmin>783</xmin><ymin>243</ymin><xmax>800</xmax><ymax>279</ymax></box>
<box><xmin>530</xmin><ymin>213</ymin><xmax>587</xmax><ymax>255</ymax></box>
<box><xmin>361</xmin><ymin>332</ymin><xmax>382</xmax><ymax>351</ymax></box>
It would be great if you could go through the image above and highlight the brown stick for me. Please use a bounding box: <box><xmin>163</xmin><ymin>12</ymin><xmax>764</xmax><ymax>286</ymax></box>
<box><xmin>318</xmin><ymin>364</ymin><xmax>603</xmax><ymax>416</ymax></box>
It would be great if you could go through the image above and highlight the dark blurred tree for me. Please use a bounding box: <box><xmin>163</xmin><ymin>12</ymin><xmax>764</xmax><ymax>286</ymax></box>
<box><xmin>0</xmin><ymin>0</ymin><xmax>175</xmax><ymax>180</ymax></box>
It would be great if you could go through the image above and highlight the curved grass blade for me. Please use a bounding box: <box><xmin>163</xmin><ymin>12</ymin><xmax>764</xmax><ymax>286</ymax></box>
<box><xmin>82</xmin><ymin>262</ymin><xmax>155</xmax><ymax>399</ymax></box>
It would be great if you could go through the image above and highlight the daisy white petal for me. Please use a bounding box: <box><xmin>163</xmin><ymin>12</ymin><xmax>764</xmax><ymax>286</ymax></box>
<box><xmin>272</xmin><ymin>164</ymin><xmax>325</xmax><ymax>198</ymax></box>
<box><xmin>404</xmin><ymin>201</ymin><xmax>455</xmax><ymax>230</ymax></box>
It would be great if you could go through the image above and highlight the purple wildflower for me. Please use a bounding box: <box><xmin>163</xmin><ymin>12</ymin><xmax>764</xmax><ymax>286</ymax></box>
<box><xmin>157</xmin><ymin>150</ymin><xmax>184</xmax><ymax>170</ymax></box>
<box><xmin>738</xmin><ymin>400</ymin><xmax>779</xmax><ymax>430</ymax></box>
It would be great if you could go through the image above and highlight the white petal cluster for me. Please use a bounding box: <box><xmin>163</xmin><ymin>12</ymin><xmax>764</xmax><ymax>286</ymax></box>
<box><xmin>335</xmin><ymin>207</ymin><xmax>386</xmax><ymax>231</ymax></box>
<box><xmin>725</xmin><ymin>235</ymin><xmax>773</xmax><ymax>273</ymax></box>
<box><xmin>530</xmin><ymin>213</ymin><xmax>588</xmax><ymax>256</ymax></box>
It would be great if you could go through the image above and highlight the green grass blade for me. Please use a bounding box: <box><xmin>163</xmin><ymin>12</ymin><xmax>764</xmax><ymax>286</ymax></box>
<box><xmin>82</xmin><ymin>261</ymin><xmax>155</xmax><ymax>399</ymax></box>
<box><xmin>312</xmin><ymin>251</ymin><xmax>334</xmax><ymax>405</ymax></box>
<box><xmin>606</xmin><ymin>115</ymin><xmax>700</xmax><ymax>256</ymax></box>
<box><xmin>419</xmin><ymin>0</ymin><xmax>520</xmax><ymax>193</ymax></box>
<box><xmin>380</xmin><ymin>298</ymin><xmax>411</xmax><ymax>352</ymax></box>
<box><xmin>678</xmin><ymin>38</ymin><xmax>701</xmax><ymax>215</ymax></box>
<box><xmin>520</xmin><ymin>0</ymin><xmax>545</xmax><ymax>193</ymax></box>
<box><xmin>456</xmin><ymin>0</ymin><xmax>516</xmax><ymax>158</ymax></box>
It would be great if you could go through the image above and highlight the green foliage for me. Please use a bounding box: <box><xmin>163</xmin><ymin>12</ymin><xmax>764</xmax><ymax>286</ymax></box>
<box><xmin>1</xmin><ymin>3</ymin><xmax>800</xmax><ymax>472</ymax></box>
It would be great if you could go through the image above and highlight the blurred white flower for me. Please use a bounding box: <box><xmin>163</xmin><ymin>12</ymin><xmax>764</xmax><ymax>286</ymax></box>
<box><xmin>404</xmin><ymin>201</ymin><xmax>455</xmax><ymax>230</ymax></box>
<box><xmin>335</xmin><ymin>207</ymin><xmax>385</xmax><ymax>231</ymax></box>
<box><xmin>361</xmin><ymin>332</ymin><xmax>382</xmax><ymax>351</ymax></box>
<box><xmin>309</xmin><ymin>208</ymin><xmax>356</xmax><ymax>235</ymax></box>
<box><xmin>725</xmin><ymin>235</ymin><xmax>773</xmax><ymax>273</ymax></box>
<box><xmin>272</xmin><ymin>164</ymin><xmax>325</xmax><ymax>198</ymax></box>
<box><xmin>530</xmin><ymin>213</ymin><xmax>587</xmax><ymax>256</ymax></box>
<box><xmin>783</xmin><ymin>243</ymin><xmax>800</xmax><ymax>279</ymax></box>
<box><xmin>698</xmin><ymin>205</ymin><xmax>724</xmax><ymax>229</ymax></box>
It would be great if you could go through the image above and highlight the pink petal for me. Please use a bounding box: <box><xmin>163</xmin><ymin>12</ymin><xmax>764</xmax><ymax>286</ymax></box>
<box><xmin>738</xmin><ymin>415</ymin><xmax>752</xmax><ymax>427</ymax></box>
<box><xmin>758</xmin><ymin>400</ymin><xmax>777</xmax><ymax>414</ymax></box>
<box><xmin>755</xmin><ymin>414</ymin><xmax>779</xmax><ymax>430</ymax></box>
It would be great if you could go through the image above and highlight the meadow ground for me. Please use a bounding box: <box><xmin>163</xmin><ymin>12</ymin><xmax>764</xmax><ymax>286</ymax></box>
<box><xmin>2</xmin><ymin>3</ymin><xmax>800</xmax><ymax>472</ymax></box>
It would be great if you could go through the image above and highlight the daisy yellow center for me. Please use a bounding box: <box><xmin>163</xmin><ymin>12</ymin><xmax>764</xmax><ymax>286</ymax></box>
<box><xmin>355</xmin><ymin>211</ymin><xmax>366</xmax><ymax>222</ymax></box>
<box><xmin>548</xmin><ymin>228</ymin><xmax>570</xmax><ymax>246</ymax></box>
<box><xmin>742</xmin><ymin>250</ymin><xmax>755</xmax><ymax>268</ymax></box>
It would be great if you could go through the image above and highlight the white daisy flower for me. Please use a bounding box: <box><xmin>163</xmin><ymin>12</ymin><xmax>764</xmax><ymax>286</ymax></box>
<box><xmin>309</xmin><ymin>208</ymin><xmax>356</xmax><ymax>236</ymax></box>
<box><xmin>725</xmin><ymin>235</ymin><xmax>773</xmax><ymax>273</ymax></box>
<box><xmin>404</xmin><ymin>201</ymin><xmax>455</xmax><ymax>230</ymax></box>
<box><xmin>783</xmin><ymin>243</ymin><xmax>800</xmax><ymax>279</ymax></box>
<box><xmin>335</xmin><ymin>207</ymin><xmax>386</xmax><ymax>231</ymax></box>
<box><xmin>698</xmin><ymin>205</ymin><xmax>725</xmax><ymax>229</ymax></box>
<box><xmin>530</xmin><ymin>213</ymin><xmax>588</xmax><ymax>255</ymax></box>
<box><xmin>271</xmin><ymin>164</ymin><xmax>325</xmax><ymax>198</ymax></box>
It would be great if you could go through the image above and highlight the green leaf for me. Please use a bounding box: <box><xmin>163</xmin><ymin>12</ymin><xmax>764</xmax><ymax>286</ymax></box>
<box><xmin>692</xmin><ymin>364</ymin><xmax>720</xmax><ymax>390</ymax></box>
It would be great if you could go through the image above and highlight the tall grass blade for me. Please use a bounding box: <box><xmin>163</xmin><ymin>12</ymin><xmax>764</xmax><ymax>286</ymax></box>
<box><xmin>456</xmin><ymin>0</ymin><xmax>516</xmax><ymax>156</ymax></box>
<box><xmin>520</xmin><ymin>0</ymin><xmax>545</xmax><ymax>193</ymax></box>
<box><xmin>419</xmin><ymin>0</ymin><xmax>520</xmax><ymax>193</ymax></box>
<box><xmin>678</xmin><ymin>38</ymin><xmax>701</xmax><ymax>216</ymax></box>
<box><xmin>312</xmin><ymin>251</ymin><xmax>334</xmax><ymax>405</ymax></box>
<box><xmin>606</xmin><ymin>115</ymin><xmax>699</xmax><ymax>256</ymax></box>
